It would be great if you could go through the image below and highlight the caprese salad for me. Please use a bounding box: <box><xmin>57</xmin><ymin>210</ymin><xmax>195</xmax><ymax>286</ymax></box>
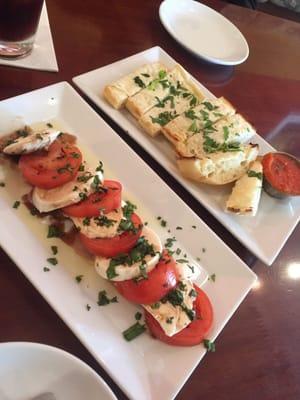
<box><xmin>1</xmin><ymin>125</ymin><xmax>214</xmax><ymax>347</ymax></box>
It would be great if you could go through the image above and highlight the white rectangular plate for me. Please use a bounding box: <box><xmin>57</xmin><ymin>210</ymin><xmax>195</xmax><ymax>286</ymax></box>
<box><xmin>0</xmin><ymin>82</ymin><xmax>256</xmax><ymax>400</ymax></box>
<box><xmin>73</xmin><ymin>46</ymin><xmax>300</xmax><ymax>266</ymax></box>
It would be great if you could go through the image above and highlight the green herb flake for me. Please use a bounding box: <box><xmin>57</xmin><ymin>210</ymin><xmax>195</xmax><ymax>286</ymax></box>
<box><xmin>13</xmin><ymin>200</ymin><xmax>20</xmax><ymax>209</ymax></box>
<box><xmin>192</xmin><ymin>225</ymin><xmax>196</xmax><ymax>229</ymax></box>
<box><xmin>176</xmin><ymin>248</ymin><xmax>181</xmax><ymax>255</ymax></box>
<box><xmin>47</xmin><ymin>257</ymin><xmax>58</xmax><ymax>266</ymax></box>
<box><xmin>223</xmin><ymin>126</ymin><xmax>229</xmax><ymax>141</ymax></box>
<box><xmin>247</xmin><ymin>170</ymin><xmax>263</xmax><ymax>180</ymax></box>
<box><xmin>203</xmin><ymin>339</ymin><xmax>216</xmax><ymax>352</ymax></box>
<box><xmin>209</xmin><ymin>273</ymin><xmax>216</xmax><ymax>282</ymax></box>
<box><xmin>151</xmin><ymin>302</ymin><xmax>160</xmax><ymax>309</ymax></box>
<box><xmin>78</xmin><ymin>164</ymin><xmax>85</xmax><ymax>172</ymax></box>
<box><xmin>43</xmin><ymin>267</ymin><xmax>50</xmax><ymax>272</ymax></box>
<box><xmin>141</xmin><ymin>73</ymin><xmax>150</xmax><ymax>78</ymax></box>
<box><xmin>46</xmin><ymin>122</ymin><xmax>53</xmax><ymax>128</ymax></box>
<box><xmin>160</xmin><ymin>219</ymin><xmax>167</xmax><ymax>227</ymax></box>
<box><xmin>47</xmin><ymin>225</ymin><xmax>61</xmax><ymax>238</ymax></box>
<box><xmin>164</xmin><ymin>237</ymin><xmax>176</xmax><ymax>248</ymax></box>
<box><xmin>134</xmin><ymin>76</ymin><xmax>146</xmax><ymax>88</ymax></box>
<box><xmin>203</xmin><ymin>101</ymin><xmax>214</xmax><ymax>111</ymax></box>
<box><xmin>86</xmin><ymin>304</ymin><xmax>91</xmax><ymax>311</ymax></box>
<box><xmin>158</xmin><ymin>70</ymin><xmax>167</xmax><ymax>79</ymax></box>
<box><xmin>95</xmin><ymin>161</ymin><xmax>104</xmax><ymax>173</ymax></box>
<box><xmin>166</xmin><ymin>317</ymin><xmax>174</xmax><ymax>324</ymax></box>
<box><xmin>97</xmin><ymin>290</ymin><xmax>118</xmax><ymax>306</ymax></box>
<box><xmin>122</xmin><ymin>322</ymin><xmax>146</xmax><ymax>342</ymax></box>
<box><xmin>188</xmin><ymin>120</ymin><xmax>200</xmax><ymax>134</ymax></box>
<box><xmin>176</xmin><ymin>226</ymin><xmax>182</xmax><ymax>230</ymax></box>
<box><xmin>51</xmin><ymin>246</ymin><xmax>58</xmax><ymax>255</ymax></box>
<box><xmin>135</xmin><ymin>311</ymin><xmax>142</xmax><ymax>321</ymax></box>
<box><xmin>83</xmin><ymin>217</ymin><xmax>91</xmax><ymax>226</ymax></box>
<box><xmin>75</xmin><ymin>275</ymin><xmax>83</xmax><ymax>283</ymax></box>
<box><xmin>150</xmin><ymin>111</ymin><xmax>178</xmax><ymax>126</ymax></box>
<box><xmin>176</xmin><ymin>259</ymin><xmax>189</xmax><ymax>263</ymax></box>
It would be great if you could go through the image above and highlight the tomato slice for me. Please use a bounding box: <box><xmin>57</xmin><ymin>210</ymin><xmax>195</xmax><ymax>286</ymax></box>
<box><xmin>262</xmin><ymin>152</ymin><xmax>300</xmax><ymax>195</ymax></box>
<box><xmin>63</xmin><ymin>180</ymin><xmax>122</xmax><ymax>217</ymax></box>
<box><xmin>19</xmin><ymin>141</ymin><xmax>82</xmax><ymax>189</ymax></box>
<box><xmin>145</xmin><ymin>285</ymin><xmax>213</xmax><ymax>346</ymax></box>
<box><xmin>79</xmin><ymin>213</ymin><xmax>142</xmax><ymax>258</ymax></box>
<box><xmin>114</xmin><ymin>251</ymin><xmax>179</xmax><ymax>304</ymax></box>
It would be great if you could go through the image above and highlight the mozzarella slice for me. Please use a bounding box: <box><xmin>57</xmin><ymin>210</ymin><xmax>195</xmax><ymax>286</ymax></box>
<box><xmin>95</xmin><ymin>227</ymin><xmax>162</xmax><ymax>281</ymax></box>
<box><xmin>3</xmin><ymin>129</ymin><xmax>61</xmax><ymax>155</ymax></box>
<box><xmin>32</xmin><ymin>169</ymin><xmax>103</xmax><ymax>213</ymax></box>
<box><xmin>176</xmin><ymin>262</ymin><xmax>201</xmax><ymax>281</ymax></box>
<box><xmin>70</xmin><ymin>208</ymin><xmax>123</xmax><ymax>238</ymax></box>
<box><xmin>143</xmin><ymin>280</ymin><xmax>197</xmax><ymax>337</ymax></box>
<box><xmin>226</xmin><ymin>160</ymin><xmax>263</xmax><ymax>216</ymax></box>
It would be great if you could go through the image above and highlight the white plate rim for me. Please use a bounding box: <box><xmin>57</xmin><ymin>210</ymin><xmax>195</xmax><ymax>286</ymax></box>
<box><xmin>159</xmin><ymin>0</ymin><xmax>249</xmax><ymax>66</ymax></box>
<box><xmin>0</xmin><ymin>341</ymin><xmax>117</xmax><ymax>400</ymax></box>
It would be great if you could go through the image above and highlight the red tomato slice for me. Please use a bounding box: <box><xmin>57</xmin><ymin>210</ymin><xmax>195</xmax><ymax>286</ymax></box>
<box><xmin>145</xmin><ymin>285</ymin><xmax>213</xmax><ymax>347</ymax></box>
<box><xmin>79</xmin><ymin>213</ymin><xmax>142</xmax><ymax>258</ymax></box>
<box><xmin>262</xmin><ymin>152</ymin><xmax>300</xmax><ymax>195</ymax></box>
<box><xmin>114</xmin><ymin>251</ymin><xmax>179</xmax><ymax>304</ymax></box>
<box><xmin>63</xmin><ymin>180</ymin><xmax>122</xmax><ymax>217</ymax></box>
<box><xmin>19</xmin><ymin>141</ymin><xmax>82</xmax><ymax>189</ymax></box>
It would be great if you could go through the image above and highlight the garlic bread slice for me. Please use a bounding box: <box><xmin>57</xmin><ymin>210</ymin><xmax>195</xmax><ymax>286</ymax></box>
<box><xmin>226</xmin><ymin>160</ymin><xmax>263</xmax><ymax>216</ymax></box>
<box><xmin>103</xmin><ymin>62</ymin><xmax>167</xmax><ymax>109</ymax></box>
<box><xmin>177</xmin><ymin>143</ymin><xmax>259</xmax><ymax>185</ymax></box>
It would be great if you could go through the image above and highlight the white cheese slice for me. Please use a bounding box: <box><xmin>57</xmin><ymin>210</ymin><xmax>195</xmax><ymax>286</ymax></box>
<box><xmin>176</xmin><ymin>261</ymin><xmax>201</xmax><ymax>281</ymax></box>
<box><xmin>3</xmin><ymin>129</ymin><xmax>61</xmax><ymax>155</ymax></box>
<box><xmin>226</xmin><ymin>160</ymin><xmax>263</xmax><ymax>216</ymax></box>
<box><xmin>70</xmin><ymin>208</ymin><xmax>123</xmax><ymax>238</ymax></box>
<box><xmin>95</xmin><ymin>227</ymin><xmax>162</xmax><ymax>281</ymax></box>
<box><xmin>32</xmin><ymin>169</ymin><xmax>103</xmax><ymax>213</ymax></box>
<box><xmin>143</xmin><ymin>280</ymin><xmax>197</xmax><ymax>337</ymax></box>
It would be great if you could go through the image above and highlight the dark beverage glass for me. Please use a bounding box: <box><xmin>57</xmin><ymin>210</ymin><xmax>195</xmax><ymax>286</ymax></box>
<box><xmin>0</xmin><ymin>0</ymin><xmax>44</xmax><ymax>58</ymax></box>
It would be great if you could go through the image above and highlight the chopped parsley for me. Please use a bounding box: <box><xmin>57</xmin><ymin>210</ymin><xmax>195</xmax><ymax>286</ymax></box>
<box><xmin>141</xmin><ymin>73</ymin><xmax>150</xmax><ymax>78</ymax></box>
<box><xmin>176</xmin><ymin>226</ymin><xmax>182</xmax><ymax>230</ymax></box>
<box><xmin>75</xmin><ymin>275</ymin><xmax>83</xmax><ymax>283</ymax></box>
<box><xmin>47</xmin><ymin>257</ymin><xmax>58</xmax><ymax>266</ymax></box>
<box><xmin>176</xmin><ymin>248</ymin><xmax>181</xmax><ymax>255</ymax></box>
<box><xmin>161</xmin><ymin>282</ymin><xmax>197</xmax><ymax>321</ymax></box>
<box><xmin>184</xmin><ymin>109</ymin><xmax>198</xmax><ymax>120</ymax></box>
<box><xmin>77</xmin><ymin>172</ymin><xmax>92</xmax><ymax>183</ymax></box>
<box><xmin>86</xmin><ymin>304</ymin><xmax>91</xmax><ymax>311</ymax></box>
<box><xmin>43</xmin><ymin>267</ymin><xmax>50</xmax><ymax>272</ymax></box>
<box><xmin>46</xmin><ymin>122</ymin><xmax>53</xmax><ymax>128</ymax></box>
<box><xmin>189</xmin><ymin>288</ymin><xmax>197</xmax><ymax>297</ymax></box>
<box><xmin>223</xmin><ymin>126</ymin><xmax>229</xmax><ymax>141</ymax></box>
<box><xmin>118</xmin><ymin>201</ymin><xmax>139</xmax><ymax>234</ymax></box>
<box><xmin>78</xmin><ymin>163</ymin><xmax>85</xmax><ymax>172</ymax></box>
<box><xmin>96</xmin><ymin>161</ymin><xmax>104</xmax><ymax>173</ymax></box>
<box><xmin>188</xmin><ymin>120</ymin><xmax>200</xmax><ymax>134</ymax></box>
<box><xmin>47</xmin><ymin>225</ymin><xmax>62</xmax><ymax>238</ymax></box>
<box><xmin>158</xmin><ymin>70</ymin><xmax>167</xmax><ymax>79</ymax></box>
<box><xmin>83</xmin><ymin>217</ymin><xmax>90</xmax><ymax>226</ymax></box>
<box><xmin>150</xmin><ymin>111</ymin><xmax>178</xmax><ymax>126</ymax></box>
<box><xmin>247</xmin><ymin>170</ymin><xmax>263</xmax><ymax>180</ymax></box>
<box><xmin>13</xmin><ymin>200</ymin><xmax>20</xmax><ymax>209</ymax></box>
<box><xmin>209</xmin><ymin>273</ymin><xmax>216</xmax><ymax>282</ymax></box>
<box><xmin>135</xmin><ymin>311</ymin><xmax>142</xmax><ymax>321</ymax></box>
<box><xmin>203</xmin><ymin>101</ymin><xmax>215</xmax><ymax>111</ymax></box>
<box><xmin>122</xmin><ymin>322</ymin><xmax>146</xmax><ymax>341</ymax></box>
<box><xmin>203</xmin><ymin>339</ymin><xmax>216</xmax><ymax>352</ymax></box>
<box><xmin>164</xmin><ymin>237</ymin><xmax>176</xmax><ymax>248</ymax></box>
<box><xmin>176</xmin><ymin>259</ymin><xmax>188</xmax><ymax>263</ymax></box>
<box><xmin>134</xmin><ymin>76</ymin><xmax>146</xmax><ymax>88</ymax></box>
<box><xmin>51</xmin><ymin>246</ymin><xmax>58</xmax><ymax>255</ymax></box>
<box><xmin>97</xmin><ymin>290</ymin><xmax>118</xmax><ymax>306</ymax></box>
<box><xmin>160</xmin><ymin>219</ymin><xmax>167</xmax><ymax>227</ymax></box>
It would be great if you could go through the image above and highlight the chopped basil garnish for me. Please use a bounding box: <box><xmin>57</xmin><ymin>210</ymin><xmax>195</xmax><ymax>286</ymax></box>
<box><xmin>176</xmin><ymin>226</ymin><xmax>182</xmax><ymax>230</ymax></box>
<box><xmin>97</xmin><ymin>290</ymin><xmax>118</xmax><ymax>306</ymax></box>
<box><xmin>184</xmin><ymin>109</ymin><xmax>198</xmax><ymax>120</ymax></box>
<box><xmin>134</xmin><ymin>76</ymin><xmax>146</xmax><ymax>88</ymax></box>
<box><xmin>151</xmin><ymin>302</ymin><xmax>160</xmax><ymax>309</ymax></box>
<box><xmin>203</xmin><ymin>101</ymin><xmax>214</xmax><ymax>111</ymax></box>
<box><xmin>223</xmin><ymin>126</ymin><xmax>229</xmax><ymax>141</ymax></box>
<box><xmin>203</xmin><ymin>339</ymin><xmax>216</xmax><ymax>352</ymax></box>
<box><xmin>75</xmin><ymin>275</ymin><xmax>83</xmax><ymax>283</ymax></box>
<box><xmin>51</xmin><ymin>246</ymin><xmax>58</xmax><ymax>255</ymax></box>
<box><xmin>86</xmin><ymin>304</ymin><xmax>91</xmax><ymax>311</ymax></box>
<box><xmin>77</xmin><ymin>172</ymin><xmax>92</xmax><ymax>182</ymax></box>
<box><xmin>106</xmin><ymin>237</ymin><xmax>155</xmax><ymax>279</ymax></box>
<box><xmin>43</xmin><ymin>267</ymin><xmax>50</xmax><ymax>272</ymax></box>
<box><xmin>135</xmin><ymin>311</ymin><xmax>142</xmax><ymax>321</ymax></box>
<box><xmin>160</xmin><ymin>219</ymin><xmax>167</xmax><ymax>227</ymax></box>
<box><xmin>96</xmin><ymin>161</ymin><xmax>104</xmax><ymax>173</ymax></box>
<box><xmin>47</xmin><ymin>225</ymin><xmax>61</xmax><ymax>238</ymax></box>
<box><xmin>158</xmin><ymin>70</ymin><xmax>167</xmax><ymax>79</ymax></box>
<box><xmin>188</xmin><ymin>120</ymin><xmax>200</xmax><ymax>134</ymax></box>
<box><xmin>13</xmin><ymin>200</ymin><xmax>20</xmax><ymax>209</ymax></box>
<box><xmin>47</xmin><ymin>122</ymin><xmax>53</xmax><ymax>128</ymax></box>
<box><xmin>122</xmin><ymin>322</ymin><xmax>146</xmax><ymax>342</ymax></box>
<box><xmin>57</xmin><ymin>163</ymin><xmax>73</xmax><ymax>174</ymax></box>
<box><xmin>78</xmin><ymin>164</ymin><xmax>85</xmax><ymax>172</ymax></box>
<box><xmin>164</xmin><ymin>237</ymin><xmax>176</xmax><ymax>248</ymax></box>
<box><xmin>82</xmin><ymin>217</ymin><xmax>90</xmax><ymax>226</ymax></box>
<box><xmin>141</xmin><ymin>73</ymin><xmax>150</xmax><ymax>78</ymax></box>
<box><xmin>176</xmin><ymin>259</ymin><xmax>189</xmax><ymax>263</ymax></box>
<box><xmin>47</xmin><ymin>257</ymin><xmax>58</xmax><ymax>266</ymax></box>
<box><xmin>166</xmin><ymin>317</ymin><xmax>174</xmax><ymax>324</ymax></box>
<box><xmin>209</xmin><ymin>273</ymin><xmax>216</xmax><ymax>282</ymax></box>
<box><xmin>94</xmin><ymin>215</ymin><xmax>116</xmax><ymax>227</ymax></box>
<box><xmin>247</xmin><ymin>170</ymin><xmax>263</xmax><ymax>180</ymax></box>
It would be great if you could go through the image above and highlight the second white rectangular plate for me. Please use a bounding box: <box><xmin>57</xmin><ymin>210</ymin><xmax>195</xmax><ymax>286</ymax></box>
<box><xmin>73</xmin><ymin>46</ymin><xmax>300</xmax><ymax>266</ymax></box>
<box><xmin>0</xmin><ymin>82</ymin><xmax>256</xmax><ymax>400</ymax></box>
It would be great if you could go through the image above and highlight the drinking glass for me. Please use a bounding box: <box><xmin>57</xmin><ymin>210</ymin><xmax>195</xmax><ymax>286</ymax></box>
<box><xmin>0</xmin><ymin>0</ymin><xmax>44</xmax><ymax>59</ymax></box>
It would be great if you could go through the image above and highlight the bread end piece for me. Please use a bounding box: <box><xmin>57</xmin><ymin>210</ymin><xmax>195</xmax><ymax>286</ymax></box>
<box><xmin>103</xmin><ymin>85</ymin><xmax>127</xmax><ymax>109</ymax></box>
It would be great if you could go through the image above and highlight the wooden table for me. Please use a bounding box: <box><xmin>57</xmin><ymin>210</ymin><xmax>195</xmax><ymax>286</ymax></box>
<box><xmin>0</xmin><ymin>1</ymin><xmax>300</xmax><ymax>399</ymax></box>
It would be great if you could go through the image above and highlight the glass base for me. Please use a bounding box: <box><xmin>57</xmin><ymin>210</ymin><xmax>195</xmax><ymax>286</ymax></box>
<box><xmin>0</xmin><ymin>36</ymin><xmax>34</xmax><ymax>59</ymax></box>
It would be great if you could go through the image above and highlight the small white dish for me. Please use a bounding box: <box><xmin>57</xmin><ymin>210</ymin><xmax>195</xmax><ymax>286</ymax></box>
<box><xmin>0</xmin><ymin>82</ymin><xmax>257</xmax><ymax>400</ymax></box>
<box><xmin>73</xmin><ymin>46</ymin><xmax>300</xmax><ymax>266</ymax></box>
<box><xmin>0</xmin><ymin>342</ymin><xmax>117</xmax><ymax>400</ymax></box>
<box><xmin>159</xmin><ymin>0</ymin><xmax>249</xmax><ymax>65</ymax></box>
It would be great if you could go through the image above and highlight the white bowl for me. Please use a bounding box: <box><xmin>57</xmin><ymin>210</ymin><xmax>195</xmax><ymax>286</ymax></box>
<box><xmin>0</xmin><ymin>342</ymin><xmax>117</xmax><ymax>400</ymax></box>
